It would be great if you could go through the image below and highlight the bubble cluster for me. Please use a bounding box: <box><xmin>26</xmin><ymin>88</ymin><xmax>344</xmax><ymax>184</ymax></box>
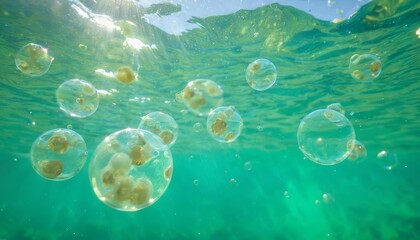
<box><xmin>347</xmin><ymin>140</ymin><xmax>367</xmax><ymax>162</ymax></box>
<box><xmin>56</xmin><ymin>79</ymin><xmax>99</xmax><ymax>118</ymax></box>
<box><xmin>89</xmin><ymin>128</ymin><xmax>173</xmax><ymax>211</ymax></box>
<box><xmin>297</xmin><ymin>109</ymin><xmax>356</xmax><ymax>165</ymax></box>
<box><xmin>207</xmin><ymin>106</ymin><xmax>243</xmax><ymax>143</ymax></box>
<box><xmin>245</xmin><ymin>58</ymin><xmax>277</xmax><ymax>91</ymax></box>
<box><xmin>139</xmin><ymin>112</ymin><xmax>179</xmax><ymax>147</ymax></box>
<box><xmin>30</xmin><ymin>128</ymin><xmax>87</xmax><ymax>181</ymax></box>
<box><xmin>15</xmin><ymin>43</ymin><xmax>54</xmax><ymax>77</ymax></box>
<box><xmin>180</xmin><ymin>79</ymin><xmax>223</xmax><ymax>116</ymax></box>
<box><xmin>349</xmin><ymin>53</ymin><xmax>382</xmax><ymax>82</ymax></box>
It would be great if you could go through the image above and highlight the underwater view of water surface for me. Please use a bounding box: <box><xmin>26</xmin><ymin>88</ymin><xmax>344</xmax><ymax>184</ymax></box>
<box><xmin>0</xmin><ymin>0</ymin><xmax>420</xmax><ymax>239</ymax></box>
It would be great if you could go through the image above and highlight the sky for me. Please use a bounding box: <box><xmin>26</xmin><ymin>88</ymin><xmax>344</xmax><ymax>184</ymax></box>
<box><xmin>138</xmin><ymin>0</ymin><xmax>371</xmax><ymax>35</ymax></box>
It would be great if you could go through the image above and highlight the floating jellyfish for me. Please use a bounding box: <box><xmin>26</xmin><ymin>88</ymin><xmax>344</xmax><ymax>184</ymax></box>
<box><xmin>115</xmin><ymin>66</ymin><xmax>136</xmax><ymax>84</ymax></box>
<box><xmin>297</xmin><ymin>109</ymin><xmax>356</xmax><ymax>165</ymax></box>
<box><xmin>15</xmin><ymin>43</ymin><xmax>54</xmax><ymax>77</ymax></box>
<box><xmin>30</xmin><ymin>128</ymin><xmax>87</xmax><ymax>181</ymax></box>
<box><xmin>377</xmin><ymin>150</ymin><xmax>398</xmax><ymax>170</ymax></box>
<box><xmin>56</xmin><ymin>79</ymin><xmax>99</xmax><ymax>118</ymax></box>
<box><xmin>245</xmin><ymin>58</ymin><xmax>277</xmax><ymax>91</ymax></box>
<box><xmin>181</xmin><ymin>79</ymin><xmax>223</xmax><ymax>116</ymax></box>
<box><xmin>138</xmin><ymin>112</ymin><xmax>179</xmax><ymax>147</ymax></box>
<box><xmin>89</xmin><ymin>128</ymin><xmax>173</xmax><ymax>211</ymax></box>
<box><xmin>349</xmin><ymin>54</ymin><xmax>382</xmax><ymax>82</ymax></box>
<box><xmin>347</xmin><ymin>140</ymin><xmax>367</xmax><ymax>162</ymax></box>
<box><xmin>207</xmin><ymin>106</ymin><xmax>243</xmax><ymax>143</ymax></box>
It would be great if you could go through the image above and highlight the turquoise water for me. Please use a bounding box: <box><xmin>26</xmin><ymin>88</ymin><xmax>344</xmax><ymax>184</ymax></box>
<box><xmin>1</xmin><ymin>0</ymin><xmax>420</xmax><ymax>239</ymax></box>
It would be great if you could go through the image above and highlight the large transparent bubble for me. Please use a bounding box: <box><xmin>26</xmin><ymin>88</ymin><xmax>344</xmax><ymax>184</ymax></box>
<box><xmin>180</xmin><ymin>79</ymin><xmax>223</xmax><ymax>116</ymax></box>
<box><xmin>30</xmin><ymin>128</ymin><xmax>87</xmax><ymax>181</ymax></box>
<box><xmin>89</xmin><ymin>128</ymin><xmax>173</xmax><ymax>211</ymax></box>
<box><xmin>297</xmin><ymin>109</ymin><xmax>356</xmax><ymax>165</ymax></box>
<box><xmin>15</xmin><ymin>43</ymin><xmax>54</xmax><ymax>77</ymax></box>
<box><xmin>139</xmin><ymin>112</ymin><xmax>179</xmax><ymax>148</ymax></box>
<box><xmin>245</xmin><ymin>58</ymin><xmax>277</xmax><ymax>91</ymax></box>
<box><xmin>207</xmin><ymin>106</ymin><xmax>243</xmax><ymax>143</ymax></box>
<box><xmin>56</xmin><ymin>79</ymin><xmax>99</xmax><ymax>118</ymax></box>
<box><xmin>349</xmin><ymin>53</ymin><xmax>382</xmax><ymax>82</ymax></box>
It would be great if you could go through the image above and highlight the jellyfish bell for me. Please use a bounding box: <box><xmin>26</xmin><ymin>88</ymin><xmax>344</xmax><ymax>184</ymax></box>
<box><xmin>115</xmin><ymin>66</ymin><xmax>136</xmax><ymax>84</ymax></box>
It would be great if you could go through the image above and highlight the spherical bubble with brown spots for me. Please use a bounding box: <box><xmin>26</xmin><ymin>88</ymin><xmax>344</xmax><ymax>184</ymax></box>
<box><xmin>180</xmin><ymin>79</ymin><xmax>223</xmax><ymax>116</ymax></box>
<box><xmin>31</xmin><ymin>128</ymin><xmax>87</xmax><ymax>181</ymax></box>
<box><xmin>139</xmin><ymin>112</ymin><xmax>179</xmax><ymax>148</ymax></box>
<box><xmin>349</xmin><ymin>53</ymin><xmax>382</xmax><ymax>82</ymax></box>
<box><xmin>89</xmin><ymin>128</ymin><xmax>173</xmax><ymax>211</ymax></box>
<box><xmin>15</xmin><ymin>43</ymin><xmax>54</xmax><ymax>77</ymax></box>
<box><xmin>207</xmin><ymin>106</ymin><xmax>243</xmax><ymax>143</ymax></box>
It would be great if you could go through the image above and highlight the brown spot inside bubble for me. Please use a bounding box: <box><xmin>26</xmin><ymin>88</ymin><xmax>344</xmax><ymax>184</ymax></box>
<box><xmin>352</xmin><ymin>69</ymin><xmax>365</xmax><ymax>81</ymax></box>
<box><xmin>112</xmin><ymin>177</ymin><xmax>133</xmax><ymax>202</ymax></box>
<box><xmin>115</xmin><ymin>66</ymin><xmax>136</xmax><ymax>84</ymax></box>
<box><xmin>217</xmin><ymin>112</ymin><xmax>228</xmax><ymax>121</ymax></box>
<box><xmin>355</xmin><ymin>144</ymin><xmax>366</xmax><ymax>155</ymax></box>
<box><xmin>76</xmin><ymin>97</ymin><xmax>84</xmax><ymax>104</ymax></box>
<box><xmin>159</xmin><ymin>130</ymin><xmax>174</xmax><ymax>145</ymax></box>
<box><xmin>205</xmin><ymin>83</ymin><xmax>221</xmax><ymax>97</ymax></box>
<box><xmin>130</xmin><ymin>179</ymin><xmax>152</xmax><ymax>205</ymax></box>
<box><xmin>212</xmin><ymin>118</ymin><xmax>227</xmax><ymax>136</ymax></box>
<box><xmin>82</xmin><ymin>84</ymin><xmax>95</xmax><ymax>96</ymax></box>
<box><xmin>18</xmin><ymin>61</ymin><xmax>29</xmax><ymax>71</ymax></box>
<box><xmin>189</xmin><ymin>96</ymin><xmax>207</xmax><ymax>110</ymax></box>
<box><xmin>250</xmin><ymin>61</ymin><xmax>261</xmax><ymax>72</ymax></box>
<box><xmin>324</xmin><ymin>111</ymin><xmax>333</xmax><ymax>119</ymax></box>
<box><xmin>102</xmin><ymin>169</ymin><xmax>116</xmax><ymax>186</ymax></box>
<box><xmin>82</xmin><ymin>104</ymin><xmax>94</xmax><ymax>113</ymax></box>
<box><xmin>370</xmin><ymin>61</ymin><xmax>381</xmax><ymax>73</ymax></box>
<box><xmin>183</xmin><ymin>88</ymin><xmax>194</xmax><ymax>100</ymax></box>
<box><xmin>347</xmin><ymin>152</ymin><xmax>358</xmax><ymax>161</ymax></box>
<box><xmin>130</xmin><ymin>145</ymin><xmax>152</xmax><ymax>166</ymax></box>
<box><xmin>48</xmin><ymin>135</ymin><xmax>69</xmax><ymax>153</ymax></box>
<box><xmin>39</xmin><ymin>160</ymin><xmax>63</xmax><ymax>179</ymax></box>
<box><xmin>164</xmin><ymin>166</ymin><xmax>172</xmax><ymax>180</ymax></box>
<box><xmin>142</xmin><ymin>120</ymin><xmax>160</xmax><ymax>135</ymax></box>
<box><xmin>101</xmin><ymin>168</ymin><xmax>126</xmax><ymax>186</ymax></box>
<box><xmin>225</xmin><ymin>132</ymin><xmax>235</xmax><ymax>142</ymax></box>
<box><xmin>347</xmin><ymin>140</ymin><xmax>356</xmax><ymax>151</ymax></box>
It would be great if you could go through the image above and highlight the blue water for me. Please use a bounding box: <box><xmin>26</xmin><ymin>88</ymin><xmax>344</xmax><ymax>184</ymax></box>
<box><xmin>0</xmin><ymin>0</ymin><xmax>419</xmax><ymax>239</ymax></box>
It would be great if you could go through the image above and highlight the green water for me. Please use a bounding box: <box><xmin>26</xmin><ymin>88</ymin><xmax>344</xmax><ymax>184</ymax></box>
<box><xmin>1</xmin><ymin>0</ymin><xmax>420</xmax><ymax>239</ymax></box>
